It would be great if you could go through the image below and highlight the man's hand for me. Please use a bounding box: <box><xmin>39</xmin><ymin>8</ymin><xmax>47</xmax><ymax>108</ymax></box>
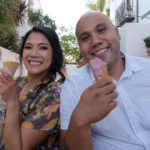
<box><xmin>72</xmin><ymin>77</ymin><xmax>118</xmax><ymax>127</ymax></box>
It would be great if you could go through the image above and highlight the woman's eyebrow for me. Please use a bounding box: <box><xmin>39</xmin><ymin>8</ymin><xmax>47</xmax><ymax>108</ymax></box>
<box><xmin>39</xmin><ymin>43</ymin><xmax>49</xmax><ymax>46</ymax></box>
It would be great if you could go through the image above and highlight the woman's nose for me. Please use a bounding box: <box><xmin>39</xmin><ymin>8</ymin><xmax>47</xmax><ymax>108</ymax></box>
<box><xmin>30</xmin><ymin>48</ymin><xmax>39</xmax><ymax>57</ymax></box>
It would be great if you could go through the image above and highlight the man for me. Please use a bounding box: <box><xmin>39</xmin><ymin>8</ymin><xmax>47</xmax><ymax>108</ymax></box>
<box><xmin>60</xmin><ymin>11</ymin><xmax>150</xmax><ymax>150</ymax></box>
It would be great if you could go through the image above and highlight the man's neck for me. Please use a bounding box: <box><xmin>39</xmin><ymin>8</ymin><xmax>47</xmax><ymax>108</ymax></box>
<box><xmin>108</xmin><ymin>57</ymin><xmax>125</xmax><ymax>81</ymax></box>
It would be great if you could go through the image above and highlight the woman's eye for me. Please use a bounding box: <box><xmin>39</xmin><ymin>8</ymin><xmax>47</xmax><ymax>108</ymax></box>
<box><xmin>81</xmin><ymin>36</ymin><xmax>89</xmax><ymax>41</ymax></box>
<box><xmin>40</xmin><ymin>46</ymin><xmax>48</xmax><ymax>50</ymax></box>
<box><xmin>24</xmin><ymin>46</ymin><xmax>31</xmax><ymax>49</ymax></box>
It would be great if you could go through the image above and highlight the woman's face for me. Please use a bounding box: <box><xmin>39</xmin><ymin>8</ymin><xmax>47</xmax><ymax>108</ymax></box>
<box><xmin>23</xmin><ymin>32</ymin><xmax>53</xmax><ymax>76</ymax></box>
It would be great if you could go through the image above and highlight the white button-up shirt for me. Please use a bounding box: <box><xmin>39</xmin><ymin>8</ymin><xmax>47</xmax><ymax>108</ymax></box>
<box><xmin>60</xmin><ymin>53</ymin><xmax>150</xmax><ymax>150</ymax></box>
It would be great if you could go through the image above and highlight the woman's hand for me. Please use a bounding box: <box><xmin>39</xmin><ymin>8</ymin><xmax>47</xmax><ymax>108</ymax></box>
<box><xmin>0</xmin><ymin>69</ymin><xmax>19</xmax><ymax>106</ymax></box>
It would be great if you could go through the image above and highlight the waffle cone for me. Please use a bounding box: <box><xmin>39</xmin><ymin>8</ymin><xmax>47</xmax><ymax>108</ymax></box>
<box><xmin>96</xmin><ymin>64</ymin><xmax>108</xmax><ymax>81</ymax></box>
<box><xmin>3</xmin><ymin>61</ymin><xmax>19</xmax><ymax>75</ymax></box>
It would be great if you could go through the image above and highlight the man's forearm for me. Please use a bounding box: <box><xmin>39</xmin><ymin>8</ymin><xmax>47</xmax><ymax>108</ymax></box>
<box><xmin>65</xmin><ymin>114</ymin><xmax>93</xmax><ymax>150</ymax></box>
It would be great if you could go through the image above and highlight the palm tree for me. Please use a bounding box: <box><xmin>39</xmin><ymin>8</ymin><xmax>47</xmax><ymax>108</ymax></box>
<box><xmin>14</xmin><ymin>0</ymin><xmax>27</xmax><ymax>26</ymax></box>
<box><xmin>28</xmin><ymin>9</ymin><xmax>57</xmax><ymax>30</ymax></box>
<box><xmin>89</xmin><ymin>0</ymin><xmax>106</xmax><ymax>12</ymax></box>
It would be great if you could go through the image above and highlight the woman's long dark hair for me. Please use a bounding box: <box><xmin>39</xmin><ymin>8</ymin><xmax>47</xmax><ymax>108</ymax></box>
<box><xmin>19</xmin><ymin>26</ymin><xmax>65</xmax><ymax>84</ymax></box>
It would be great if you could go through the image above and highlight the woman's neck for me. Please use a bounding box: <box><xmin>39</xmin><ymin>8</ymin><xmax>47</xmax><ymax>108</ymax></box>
<box><xmin>27</xmin><ymin>72</ymin><xmax>47</xmax><ymax>87</ymax></box>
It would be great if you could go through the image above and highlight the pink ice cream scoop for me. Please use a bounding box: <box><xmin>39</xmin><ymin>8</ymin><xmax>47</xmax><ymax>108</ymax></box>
<box><xmin>89</xmin><ymin>57</ymin><xmax>108</xmax><ymax>80</ymax></box>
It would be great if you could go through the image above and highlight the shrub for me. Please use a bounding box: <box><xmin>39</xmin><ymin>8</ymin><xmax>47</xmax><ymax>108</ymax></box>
<box><xmin>143</xmin><ymin>37</ymin><xmax>150</xmax><ymax>48</ymax></box>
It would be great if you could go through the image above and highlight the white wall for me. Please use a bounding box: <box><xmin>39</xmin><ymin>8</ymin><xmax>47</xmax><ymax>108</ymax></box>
<box><xmin>119</xmin><ymin>23</ymin><xmax>150</xmax><ymax>58</ymax></box>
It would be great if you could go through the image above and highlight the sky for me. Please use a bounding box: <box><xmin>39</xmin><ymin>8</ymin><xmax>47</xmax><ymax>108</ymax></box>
<box><xmin>39</xmin><ymin>0</ymin><xmax>91</xmax><ymax>29</ymax></box>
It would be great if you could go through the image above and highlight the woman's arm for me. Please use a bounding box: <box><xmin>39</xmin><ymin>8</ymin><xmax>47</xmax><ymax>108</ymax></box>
<box><xmin>4</xmin><ymin>102</ymin><xmax>21</xmax><ymax>150</ymax></box>
<box><xmin>4</xmin><ymin>102</ymin><xmax>50</xmax><ymax>150</ymax></box>
<box><xmin>0</xmin><ymin>70</ymin><xmax>54</xmax><ymax>150</ymax></box>
<box><xmin>0</xmin><ymin>108</ymin><xmax>4</xmax><ymax>143</ymax></box>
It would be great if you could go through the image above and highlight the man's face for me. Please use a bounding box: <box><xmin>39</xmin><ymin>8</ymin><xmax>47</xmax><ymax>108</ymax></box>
<box><xmin>76</xmin><ymin>12</ymin><xmax>121</xmax><ymax>69</ymax></box>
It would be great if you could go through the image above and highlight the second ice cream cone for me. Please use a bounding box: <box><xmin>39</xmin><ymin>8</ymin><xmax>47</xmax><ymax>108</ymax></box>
<box><xmin>3</xmin><ymin>61</ymin><xmax>19</xmax><ymax>76</ymax></box>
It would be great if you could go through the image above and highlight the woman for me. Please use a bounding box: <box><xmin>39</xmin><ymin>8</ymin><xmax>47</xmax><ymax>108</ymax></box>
<box><xmin>0</xmin><ymin>26</ymin><xmax>65</xmax><ymax>150</ymax></box>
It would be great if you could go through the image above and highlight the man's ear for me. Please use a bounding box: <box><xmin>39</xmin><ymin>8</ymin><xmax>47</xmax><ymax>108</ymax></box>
<box><xmin>115</xmin><ymin>27</ymin><xmax>121</xmax><ymax>40</ymax></box>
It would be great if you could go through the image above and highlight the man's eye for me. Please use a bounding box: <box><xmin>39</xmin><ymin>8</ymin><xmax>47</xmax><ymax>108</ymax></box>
<box><xmin>98</xmin><ymin>28</ymin><xmax>105</xmax><ymax>33</ymax></box>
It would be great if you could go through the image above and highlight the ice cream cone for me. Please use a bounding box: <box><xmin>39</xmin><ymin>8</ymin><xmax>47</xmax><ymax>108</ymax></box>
<box><xmin>90</xmin><ymin>57</ymin><xmax>108</xmax><ymax>81</ymax></box>
<box><xmin>96</xmin><ymin>64</ymin><xmax>108</xmax><ymax>80</ymax></box>
<box><xmin>3</xmin><ymin>61</ymin><xmax>19</xmax><ymax>76</ymax></box>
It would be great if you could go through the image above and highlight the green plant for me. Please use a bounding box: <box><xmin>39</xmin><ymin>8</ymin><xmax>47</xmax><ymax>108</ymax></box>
<box><xmin>106</xmin><ymin>8</ymin><xmax>110</xmax><ymax>17</ymax></box>
<box><xmin>0</xmin><ymin>0</ymin><xmax>22</xmax><ymax>52</ymax></box>
<box><xmin>58</xmin><ymin>26</ymin><xmax>80</xmax><ymax>63</ymax></box>
<box><xmin>143</xmin><ymin>37</ymin><xmax>150</xmax><ymax>48</ymax></box>
<box><xmin>28</xmin><ymin>9</ymin><xmax>57</xmax><ymax>30</ymax></box>
<box><xmin>88</xmin><ymin>0</ymin><xmax>106</xmax><ymax>13</ymax></box>
<box><xmin>0</xmin><ymin>25</ymin><xmax>19</xmax><ymax>53</ymax></box>
<box><xmin>14</xmin><ymin>0</ymin><xmax>27</xmax><ymax>26</ymax></box>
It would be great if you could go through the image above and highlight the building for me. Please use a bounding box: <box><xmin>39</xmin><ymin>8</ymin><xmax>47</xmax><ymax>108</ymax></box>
<box><xmin>17</xmin><ymin>0</ymin><xmax>43</xmax><ymax>38</ymax></box>
<box><xmin>109</xmin><ymin>0</ymin><xmax>150</xmax><ymax>58</ymax></box>
<box><xmin>109</xmin><ymin>0</ymin><xmax>150</xmax><ymax>26</ymax></box>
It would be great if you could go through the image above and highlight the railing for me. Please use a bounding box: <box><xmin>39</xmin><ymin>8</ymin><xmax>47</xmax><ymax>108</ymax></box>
<box><xmin>115</xmin><ymin>0</ymin><xmax>135</xmax><ymax>27</ymax></box>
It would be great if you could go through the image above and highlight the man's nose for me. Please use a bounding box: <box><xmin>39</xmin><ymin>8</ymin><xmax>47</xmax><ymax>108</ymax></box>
<box><xmin>91</xmin><ymin>33</ymin><xmax>103</xmax><ymax>48</ymax></box>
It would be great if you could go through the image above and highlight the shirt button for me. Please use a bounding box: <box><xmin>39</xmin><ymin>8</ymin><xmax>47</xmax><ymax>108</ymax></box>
<box><xmin>127</xmin><ymin>106</ymin><xmax>131</xmax><ymax>110</ymax></box>
<box><xmin>136</xmin><ymin>129</ymin><xmax>140</xmax><ymax>134</ymax></box>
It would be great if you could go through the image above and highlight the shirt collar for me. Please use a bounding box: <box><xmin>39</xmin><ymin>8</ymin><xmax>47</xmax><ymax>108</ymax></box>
<box><xmin>121</xmin><ymin>52</ymin><xmax>143</xmax><ymax>79</ymax></box>
<box><xmin>18</xmin><ymin>73</ymin><xmax>55</xmax><ymax>91</ymax></box>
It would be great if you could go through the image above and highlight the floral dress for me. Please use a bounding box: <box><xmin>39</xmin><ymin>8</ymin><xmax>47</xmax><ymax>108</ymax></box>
<box><xmin>2</xmin><ymin>74</ymin><xmax>61</xmax><ymax>150</ymax></box>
